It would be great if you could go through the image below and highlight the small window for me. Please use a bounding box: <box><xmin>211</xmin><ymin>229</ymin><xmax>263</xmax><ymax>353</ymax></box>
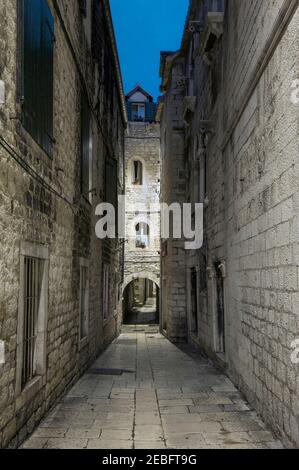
<box><xmin>136</xmin><ymin>223</ymin><xmax>149</xmax><ymax>249</ymax></box>
<box><xmin>79</xmin><ymin>261</ymin><xmax>89</xmax><ymax>341</ymax></box>
<box><xmin>17</xmin><ymin>243</ymin><xmax>49</xmax><ymax>396</ymax></box>
<box><xmin>131</xmin><ymin>103</ymin><xmax>145</xmax><ymax>122</ymax></box>
<box><xmin>102</xmin><ymin>264</ymin><xmax>110</xmax><ymax>321</ymax></box>
<box><xmin>132</xmin><ymin>160</ymin><xmax>143</xmax><ymax>185</ymax></box>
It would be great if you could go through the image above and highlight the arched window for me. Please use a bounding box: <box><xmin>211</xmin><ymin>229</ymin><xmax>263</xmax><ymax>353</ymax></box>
<box><xmin>132</xmin><ymin>160</ymin><xmax>143</xmax><ymax>185</ymax></box>
<box><xmin>135</xmin><ymin>223</ymin><xmax>149</xmax><ymax>248</ymax></box>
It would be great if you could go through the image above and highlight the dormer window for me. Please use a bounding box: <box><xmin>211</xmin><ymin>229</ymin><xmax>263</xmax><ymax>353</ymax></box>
<box><xmin>132</xmin><ymin>160</ymin><xmax>143</xmax><ymax>185</ymax></box>
<box><xmin>131</xmin><ymin>103</ymin><xmax>145</xmax><ymax>122</ymax></box>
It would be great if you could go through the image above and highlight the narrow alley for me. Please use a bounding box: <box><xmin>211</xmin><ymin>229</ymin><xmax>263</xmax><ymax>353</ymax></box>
<box><xmin>0</xmin><ymin>0</ymin><xmax>298</xmax><ymax>452</ymax></box>
<box><xmin>22</xmin><ymin>328</ymin><xmax>283</xmax><ymax>450</ymax></box>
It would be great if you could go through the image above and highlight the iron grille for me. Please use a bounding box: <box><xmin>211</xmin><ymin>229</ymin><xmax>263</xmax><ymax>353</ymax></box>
<box><xmin>22</xmin><ymin>256</ymin><xmax>43</xmax><ymax>388</ymax></box>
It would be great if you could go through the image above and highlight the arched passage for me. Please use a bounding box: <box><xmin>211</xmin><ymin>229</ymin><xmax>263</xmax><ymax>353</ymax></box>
<box><xmin>122</xmin><ymin>273</ymin><xmax>160</xmax><ymax>325</ymax></box>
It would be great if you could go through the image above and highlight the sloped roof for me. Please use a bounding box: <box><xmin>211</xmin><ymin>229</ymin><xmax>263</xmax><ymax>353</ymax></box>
<box><xmin>126</xmin><ymin>85</ymin><xmax>153</xmax><ymax>102</ymax></box>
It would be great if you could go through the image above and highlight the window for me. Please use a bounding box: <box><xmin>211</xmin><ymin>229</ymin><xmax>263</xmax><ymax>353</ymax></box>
<box><xmin>131</xmin><ymin>103</ymin><xmax>145</xmax><ymax>122</ymax></box>
<box><xmin>81</xmin><ymin>92</ymin><xmax>92</xmax><ymax>198</ymax></box>
<box><xmin>136</xmin><ymin>223</ymin><xmax>149</xmax><ymax>249</ymax></box>
<box><xmin>132</xmin><ymin>160</ymin><xmax>143</xmax><ymax>185</ymax></box>
<box><xmin>79</xmin><ymin>260</ymin><xmax>89</xmax><ymax>341</ymax></box>
<box><xmin>102</xmin><ymin>264</ymin><xmax>110</xmax><ymax>321</ymax></box>
<box><xmin>20</xmin><ymin>0</ymin><xmax>54</xmax><ymax>157</ymax></box>
<box><xmin>16</xmin><ymin>242</ymin><xmax>49</xmax><ymax>395</ymax></box>
<box><xmin>22</xmin><ymin>257</ymin><xmax>44</xmax><ymax>388</ymax></box>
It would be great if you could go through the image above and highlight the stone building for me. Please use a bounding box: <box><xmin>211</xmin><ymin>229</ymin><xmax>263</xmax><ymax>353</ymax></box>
<box><xmin>0</xmin><ymin>0</ymin><xmax>126</xmax><ymax>448</ymax></box>
<box><xmin>158</xmin><ymin>0</ymin><xmax>299</xmax><ymax>447</ymax></box>
<box><xmin>123</xmin><ymin>86</ymin><xmax>161</xmax><ymax>324</ymax></box>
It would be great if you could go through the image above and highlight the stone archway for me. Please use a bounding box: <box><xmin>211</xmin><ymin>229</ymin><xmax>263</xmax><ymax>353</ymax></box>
<box><xmin>122</xmin><ymin>271</ymin><xmax>160</xmax><ymax>295</ymax></box>
<box><xmin>122</xmin><ymin>272</ymin><xmax>160</xmax><ymax>325</ymax></box>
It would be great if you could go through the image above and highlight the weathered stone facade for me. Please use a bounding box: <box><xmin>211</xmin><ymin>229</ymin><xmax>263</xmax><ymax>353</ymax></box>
<box><xmin>123</xmin><ymin>88</ymin><xmax>161</xmax><ymax>298</ymax></box>
<box><xmin>159</xmin><ymin>0</ymin><xmax>299</xmax><ymax>448</ymax></box>
<box><xmin>158</xmin><ymin>56</ymin><xmax>189</xmax><ymax>341</ymax></box>
<box><xmin>0</xmin><ymin>0</ymin><xmax>126</xmax><ymax>448</ymax></box>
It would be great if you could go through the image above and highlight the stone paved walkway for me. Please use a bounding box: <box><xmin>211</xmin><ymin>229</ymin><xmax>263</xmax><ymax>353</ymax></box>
<box><xmin>22</xmin><ymin>327</ymin><xmax>283</xmax><ymax>449</ymax></box>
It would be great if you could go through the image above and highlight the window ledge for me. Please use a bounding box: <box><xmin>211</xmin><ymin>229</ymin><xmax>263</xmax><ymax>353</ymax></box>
<box><xmin>79</xmin><ymin>336</ymin><xmax>89</xmax><ymax>351</ymax></box>
<box><xmin>16</xmin><ymin>375</ymin><xmax>43</xmax><ymax>411</ymax></box>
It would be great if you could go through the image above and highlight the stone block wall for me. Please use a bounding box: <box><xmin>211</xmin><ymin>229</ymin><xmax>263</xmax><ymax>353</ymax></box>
<box><xmin>124</xmin><ymin>122</ymin><xmax>161</xmax><ymax>292</ymax></box>
<box><xmin>0</xmin><ymin>0</ymin><xmax>125</xmax><ymax>447</ymax></box>
<box><xmin>159</xmin><ymin>57</ymin><xmax>189</xmax><ymax>341</ymax></box>
<box><xmin>159</xmin><ymin>0</ymin><xmax>299</xmax><ymax>447</ymax></box>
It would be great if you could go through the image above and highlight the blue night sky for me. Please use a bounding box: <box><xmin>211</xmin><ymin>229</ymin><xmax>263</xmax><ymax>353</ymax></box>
<box><xmin>110</xmin><ymin>0</ymin><xmax>189</xmax><ymax>101</ymax></box>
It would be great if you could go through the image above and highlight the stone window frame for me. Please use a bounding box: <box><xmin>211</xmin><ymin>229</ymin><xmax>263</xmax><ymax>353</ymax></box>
<box><xmin>126</xmin><ymin>155</ymin><xmax>150</xmax><ymax>189</ymax></box>
<box><xmin>208</xmin><ymin>261</ymin><xmax>227</xmax><ymax>359</ymax></box>
<box><xmin>131</xmin><ymin>160</ymin><xmax>143</xmax><ymax>186</ymax></box>
<box><xmin>135</xmin><ymin>222</ymin><xmax>150</xmax><ymax>249</ymax></box>
<box><xmin>79</xmin><ymin>258</ymin><xmax>90</xmax><ymax>350</ymax></box>
<box><xmin>16</xmin><ymin>241</ymin><xmax>49</xmax><ymax>403</ymax></box>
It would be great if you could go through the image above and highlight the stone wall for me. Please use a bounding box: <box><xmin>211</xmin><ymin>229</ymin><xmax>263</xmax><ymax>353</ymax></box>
<box><xmin>0</xmin><ymin>0</ymin><xmax>125</xmax><ymax>448</ymax></box>
<box><xmin>159</xmin><ymin>0</ymin><xmax>299</xmax><ymax>447</ymax></box>
<box><xmin>159</xmin><ymin>56</ymin><xmax>189</xmax><ymax>341</ymax></box>
<box><xmin>124</xmin><ymin>122</ymin><xmax>161</xmax><ymax>296</ymax></box>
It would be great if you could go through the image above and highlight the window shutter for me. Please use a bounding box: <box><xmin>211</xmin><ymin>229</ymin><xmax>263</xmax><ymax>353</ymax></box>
<box><xmin>145</xmin><ymin>102</ymin><xmax>157</xmax><ymax>123</ymax></box>
<box><xmin>126</xmin><ymin>103</ymin><xmax>132</xmax><ymax>121</ymax></box>
<box><xmin>40</xmin><ymin>0</ymin><xmax>54</xmax><ymax>156</ymax></box>
<box><xmin>23</xmin><ymin>0</ymin><xmax>42</xmax><ymax>143</ymax></box>
<box><xmin>22</xmin><ymin>0</ymin><xmax>54</xmax><ymax>157</ymax></box>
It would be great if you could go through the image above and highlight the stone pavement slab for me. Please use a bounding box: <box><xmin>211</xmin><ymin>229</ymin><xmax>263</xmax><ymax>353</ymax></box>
<box><xmin>21</xmin><ymin>329</ymin><xmax>283</xmax><ymax>449</ymax></box>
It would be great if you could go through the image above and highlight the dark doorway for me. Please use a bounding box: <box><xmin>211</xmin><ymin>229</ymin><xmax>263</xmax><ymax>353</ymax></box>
<box><xmin>215</xmin><ymin>262</ymin><xmax>225</xmax><ymax>353</ymax></box>
<box><xmin>123</xmin><ymin>279</ymin><xmax>159</xmax><ymax>325</ymax></box>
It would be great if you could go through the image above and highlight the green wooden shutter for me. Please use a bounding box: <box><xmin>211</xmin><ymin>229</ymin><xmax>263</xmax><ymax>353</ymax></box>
<box><xmin>145</xmin><ymin>102</ymin><xmax>157</xmax><ymax>123</ymax></box>
<box><xmin>126</xmin><ymin>103</ymin><xmax>132</xmax><ymax>121</ymax></box>
<box><xmin>40</xmin><ymin>0</ymin><xmax>54</xmax><ymax>156</ymax></box>
<box><xmin>22</xmin><ymin>0</ymin><xmax>54</xmax><ymax>157</ymax></box>
<box><xmin>23</xmin><ymin>0</ymin><xmax>42</xmax><ymax>143</ymax></box>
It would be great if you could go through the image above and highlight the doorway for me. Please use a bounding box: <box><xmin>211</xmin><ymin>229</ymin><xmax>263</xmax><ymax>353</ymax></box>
<box><xmin>123</xmin><ymin>278</ymin><xmax>159</xmax><ymax>325</ymax></box>
<box><xmin>214</xmin><ymin>262</ymin><xmax>225</xmax><ymax>353</ymax></box>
